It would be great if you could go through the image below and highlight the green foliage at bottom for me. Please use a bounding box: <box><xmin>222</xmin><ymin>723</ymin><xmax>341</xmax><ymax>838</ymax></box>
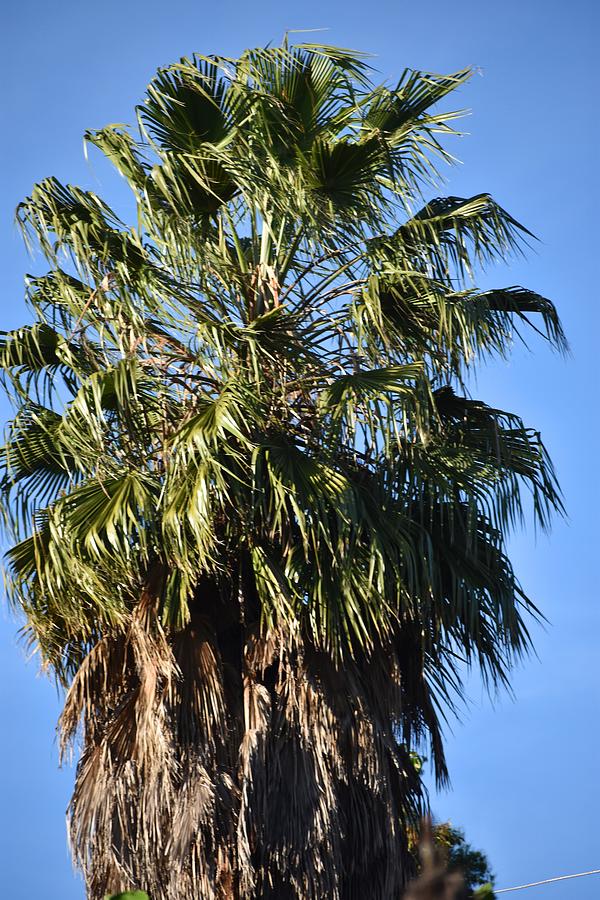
<box><xmin>105</xmin><ymin>892</ymin><xmax>149</xmax><ymax>900</ymax></box>
<box><xmin>473</xmin><ymin>884</ymin><xmax>496</xmax><ymax>899</ymax></box>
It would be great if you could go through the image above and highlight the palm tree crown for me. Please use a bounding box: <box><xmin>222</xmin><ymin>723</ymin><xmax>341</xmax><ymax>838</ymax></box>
<box><xmin>1</xmin><ymin>42</ymin><xmax>565</xmax><ymax>899</ymax></box>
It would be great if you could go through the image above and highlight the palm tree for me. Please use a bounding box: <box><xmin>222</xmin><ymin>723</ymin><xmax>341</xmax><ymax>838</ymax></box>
<box><xmin>1</xmin><ymin>43</ymin><xmax>565</xmax><ymax>900</ymax></box>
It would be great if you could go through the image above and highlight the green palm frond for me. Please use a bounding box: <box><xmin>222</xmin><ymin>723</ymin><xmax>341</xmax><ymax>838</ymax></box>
<box><xmin>142</xmin><ymin>57</ymin><xmax>233</xmax><ymax>152</ymax></box>
<box><xmin>376</xmin><ymin>194</ymin><xmax>533</xmax><ymax>284</ymax></box>
<box><xmin>59</xmin><ymin>471</ymin><xmax>156</xmax><ymax>556</ymax></box>
<box><xmin>358</xmin><ymin>269</ymin><xmax>566</xmax><ymax>378</ymax></box>
<box><xmin>364</xmin><ymin>67</ymin><xmax>472</xmax><ymax>137</ymax></box>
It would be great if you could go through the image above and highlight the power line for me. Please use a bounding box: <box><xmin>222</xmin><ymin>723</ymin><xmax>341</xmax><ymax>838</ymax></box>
<box><xmin>496</xmin><ymin>868</ymin><xmax>600</xmax><ymax>893</ymax></box>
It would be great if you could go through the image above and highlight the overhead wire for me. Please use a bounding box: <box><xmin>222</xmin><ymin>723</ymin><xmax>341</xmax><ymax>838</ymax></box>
<box><xmin>495</xmin><ymin>867</ymin><xmax>600</xmax><ymax>893</ymax></box>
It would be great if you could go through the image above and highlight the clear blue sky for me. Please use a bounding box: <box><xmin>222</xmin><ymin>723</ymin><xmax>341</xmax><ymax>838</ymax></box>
<box><xmin>1</xmin><ymin>1</ymin><xmax>598</xmax><ymax>896</ymax></box>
